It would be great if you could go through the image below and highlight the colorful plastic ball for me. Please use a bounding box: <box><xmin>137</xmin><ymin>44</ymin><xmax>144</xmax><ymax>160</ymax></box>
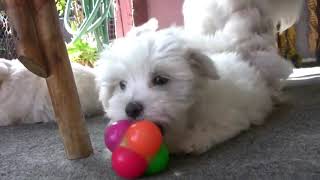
<box><xmin>104</xmin><ymin>120</ymin><xmax>132</xmax><ymax>152</ymax></box>
<box><xmin>124</xmin><ymin>120</ymin><xmax>162</xmax><ymax>159</ymax></box>
<box><xmin>145</xmin><ymin>144</ymin><xmax>169</xmax><ymax>175</ymax></box>
<box><xmin>112</xmin><ymin>147</ymin><xmax>148</xmax><ymax>179</ymax></box>
<box><xmin>105</xmin><ymin>119</ymin><xmax>169</xmax><ymax>178</ymax></box>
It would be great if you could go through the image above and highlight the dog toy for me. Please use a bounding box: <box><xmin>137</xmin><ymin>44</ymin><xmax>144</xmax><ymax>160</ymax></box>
<box><xmin>104</xmin><ymin>119</ymin><xmax>169</xmax><ymax>179</ymax></box>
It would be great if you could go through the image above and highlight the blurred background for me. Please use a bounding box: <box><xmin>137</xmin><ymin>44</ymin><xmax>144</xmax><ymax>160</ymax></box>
<box><xmin>0</xmin><ymin>0</ymin><xmax>318</xmax><ymax>68</ymax></box>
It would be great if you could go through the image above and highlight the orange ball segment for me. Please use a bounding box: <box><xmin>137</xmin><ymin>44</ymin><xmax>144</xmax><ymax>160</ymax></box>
<box><xmin>123</xmin><ymin>120</ymin><xmax>163</xmax><ymax>159</ymax></box>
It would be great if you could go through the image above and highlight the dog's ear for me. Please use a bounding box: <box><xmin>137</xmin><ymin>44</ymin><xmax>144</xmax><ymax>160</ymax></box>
<box><xmin>95</xmin><ymin>67</ymin><xmax>117</xmax><ymax>110</ymax></box>
<box><xmin>98</xmin><ymin>85</ymin><xmax>115</xmax><ymax>110</ymax></box>
<box><xmin>127</xmin><ymin>18</ymin><xmax>159</xmax><ymax>37</ymax></box>
<box><xmin>95</xmin><ymin>54</ymin><xmax>120</xmax><ymax>110</ymax></box>
<box><xmin>187</xmin><ymin>50</ymin><xmax>220</xmax><ymax>80</ymax></box>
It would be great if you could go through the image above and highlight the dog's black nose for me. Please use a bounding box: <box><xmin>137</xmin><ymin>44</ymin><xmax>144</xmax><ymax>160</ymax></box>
<box><xmin>125</xmin><ymin>101</ymin><xmax>144</xmax><ymax>119</ymax></box>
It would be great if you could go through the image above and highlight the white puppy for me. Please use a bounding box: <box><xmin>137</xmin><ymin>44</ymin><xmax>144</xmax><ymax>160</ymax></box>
<box><xmin>95</xmin><ymin>0</ymin><xmax>302</xmax><ymax>154</ymax></box>
<box><xmin>95</xmin><ymin>26</ymin><xmax>276</xmax><ymax>154</ymax></box>
<box><xmin>183</xmin><ymin>0</ymin><xmax>303</xmax><ymax>36</ymax></box>
<box><xmin>183</xmin><ymin>0</ymin><xmax>302</xmax><ymax>96</ymax></box>
<box><xmin>0</xmin><ymin>0</ymin><xmax>301</xmax><ymax>155</ymax></box>
<box><xmin>0</xmin><ymin>59</ymin><xmax>102</xmax><ymax>126</ymax></box>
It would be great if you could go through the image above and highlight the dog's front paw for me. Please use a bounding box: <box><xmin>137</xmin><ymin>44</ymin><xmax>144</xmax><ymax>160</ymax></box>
<box><xmin>166</xmin><ymin>129</ymin><xmax>213</xmax><ymax>155</ymax></box>
<box><xmin>179</xmin><ymin>137</ymin><xmax>212</xmax><ymax>155</ymax></box>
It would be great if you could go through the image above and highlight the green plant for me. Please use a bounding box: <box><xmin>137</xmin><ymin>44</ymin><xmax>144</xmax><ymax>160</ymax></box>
<box><xmin>55</xmin><ymin>0</ymin><xmax>66</xmax><ymax>16</ymax></box>
<box><xmin>67</xmin><ymin>39</ymin><xmax>98</xmax><ymax>67</ymax></box>
<box><xmin>60</xmin><ymin>0</ymin><xmax>114</xmax><ymax>67</ymax></box>
<box><xmin>64</xmin><ymin>0</ymin><xmax>114</xmax><ymax>51</ymax></box>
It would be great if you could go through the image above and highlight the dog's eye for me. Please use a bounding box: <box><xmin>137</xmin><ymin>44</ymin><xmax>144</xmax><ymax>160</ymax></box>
<box><xmin>152</xmin><ymin>75</ymin><xmax>169</xmax><ymax>86</ymax></box>
<box><xmin>119</xmin><ymin>80</ymin><xmax>127</xmax><ymax>90</ymax></box>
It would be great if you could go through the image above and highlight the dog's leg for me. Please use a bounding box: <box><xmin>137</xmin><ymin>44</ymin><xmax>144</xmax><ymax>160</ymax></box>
<box><xmin>182</xmin><ymin>127</ymin><xmax>215</xmax><ymax>154</ymax></box>
<box><xmin>166</xmin><ymin>124</ymin><xmax>218</xmax><ymax>155</ymax></box>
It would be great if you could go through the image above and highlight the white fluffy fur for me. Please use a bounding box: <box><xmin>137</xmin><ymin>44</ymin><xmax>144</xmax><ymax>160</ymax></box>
<box><xmin>0</xmin><ymin>59</ymin><xmax>102</xmax><ymax>126</ymax></box>
<box><xmin>183</xmin><ymin>0</ymin><xmax>301</xmax><ymax>96</ymax></box>
<box><xmin>0</xmin><ymin>0</ymin><xmax>301</xmax><ymax>155</ymax></box>
<box><xmin>95</xmin><ymin>27</ymin><xmax>272</xmax><ymax>154</ymax></box>
<box><xmin>183</xmin><ymin>0</ymin><xmax>303</xmax><ymax>35</ymax></box>
<box><xmin>95</xmin><ymin>0</ymin><xmax>302</xmax><ymax>154</ymax></box>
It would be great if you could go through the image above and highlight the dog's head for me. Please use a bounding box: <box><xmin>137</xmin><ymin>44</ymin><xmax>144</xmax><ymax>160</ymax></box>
<box><xmin>95</xmin><ymin>25</ymin><xmax>219</xmax><ymax>131</ymax></box>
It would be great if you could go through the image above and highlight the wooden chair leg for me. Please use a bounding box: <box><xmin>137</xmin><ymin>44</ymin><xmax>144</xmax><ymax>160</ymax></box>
<box><xmin>5</xmin><ymin>0</ymin><xmax>93</xmax><ymax>159</ymax></box>
<box><xmin>4</xmin><ymin>0</ymin><xmax>49</xmax><ymax>78</ymax></box>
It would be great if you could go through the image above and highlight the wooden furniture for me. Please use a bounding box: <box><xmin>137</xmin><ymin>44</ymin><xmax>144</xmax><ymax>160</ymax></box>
<box><xmin>4</xmin><ymin>0</ymin><xmax>93</xmax><ymax>160</ymax></box>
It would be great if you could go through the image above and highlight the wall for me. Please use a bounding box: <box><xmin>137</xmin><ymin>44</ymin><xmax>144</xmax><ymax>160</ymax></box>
<box><xmin>146</xmin><ymin>0</ymin><xmax>184</xmax><ymax>29</ymax></box>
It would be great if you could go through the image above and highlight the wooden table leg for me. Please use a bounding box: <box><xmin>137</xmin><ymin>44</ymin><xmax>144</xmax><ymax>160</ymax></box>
<box><xmin>4</xmin><ymin>0</ymin><xmax>93</xmax><ymax>159</ymax></box>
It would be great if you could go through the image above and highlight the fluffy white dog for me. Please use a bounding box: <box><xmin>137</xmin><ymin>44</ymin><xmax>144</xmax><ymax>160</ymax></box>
<box><xmin>183</xmin><ymin>0</ymin><xmax>302</xmax><ymax>97</ymax></box>
<box><xmin>96</xmin><ymin>26</ymin><xmax>273</xmax><ymax>154</ymax></box>
<box><xmin>183</xmin><ymin>0</ymin><xmax>303</xmax><ymax>35</ymax></box>
<box><xmin>0</xmin><ymin>59</ymin><xmax>102</xmax><ymax>126</ymax></box>
<box><xmin>0</xmin><ymin>0</ymin><xmax>301</xmax><ymax>155</ymax></box>
<box><xmin>95</xmin><ymin>0</ymin><xmax>302</xmax><ymax>154</ymax></box>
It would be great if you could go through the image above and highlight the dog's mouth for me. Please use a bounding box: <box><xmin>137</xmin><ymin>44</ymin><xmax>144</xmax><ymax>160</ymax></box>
<box><xmin>154</xmin><ymin>122</ymin><xmax>165</xmax><ymax>135</ymax></box>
